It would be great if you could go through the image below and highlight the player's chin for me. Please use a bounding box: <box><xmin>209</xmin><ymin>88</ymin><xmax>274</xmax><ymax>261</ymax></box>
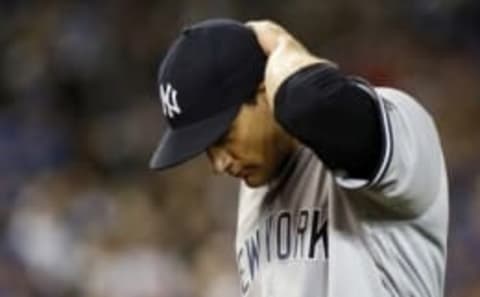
<box><xmin>243</xmin><ymin>172</ymin><xmax>270</xmax><ymax>188</ymax></box>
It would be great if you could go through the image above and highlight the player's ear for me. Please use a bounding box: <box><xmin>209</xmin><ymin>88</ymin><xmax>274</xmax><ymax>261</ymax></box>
<box><xmin>256</xmin><ymin>81</ymin><xmax>273</xmax><ymax>109</ymax></box>
<box><xmin>257</xmin><ymin>81</ymin><xmax>266</xmax><ymax>93</ymax></box>
<box><xmin>246</xmin><ymin>81</ymin><xmax>266</xmax><ymax>105</ymax></box>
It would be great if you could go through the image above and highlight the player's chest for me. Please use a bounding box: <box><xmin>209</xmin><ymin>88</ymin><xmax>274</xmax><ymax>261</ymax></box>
<box><xmin>235</xmin><ymin>186</ymin><xmax>329</xmax><ymax>295</ymax></box>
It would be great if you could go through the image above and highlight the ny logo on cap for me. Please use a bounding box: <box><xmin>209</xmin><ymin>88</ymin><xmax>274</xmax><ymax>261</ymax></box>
<box><xmin>159</xmin><ymin>83</ymin><xmax>182</xmax><ymax>119</ymax></box>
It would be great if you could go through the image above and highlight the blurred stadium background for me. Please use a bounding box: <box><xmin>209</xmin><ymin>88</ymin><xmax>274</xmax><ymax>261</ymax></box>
<box><xmin>0</xmin><ymin>0</ymin><xmax>479</xmax><ymax>296</ymax></box>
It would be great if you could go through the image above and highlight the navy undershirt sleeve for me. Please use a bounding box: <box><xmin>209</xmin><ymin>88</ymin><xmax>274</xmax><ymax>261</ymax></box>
<box><xmin>274</xmin><ymin>63</ymin><xmax>383</xmax><ymax>180</ymax></box>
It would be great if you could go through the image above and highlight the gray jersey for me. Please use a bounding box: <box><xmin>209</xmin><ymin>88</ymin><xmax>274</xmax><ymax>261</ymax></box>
<box><xmin>235</xmin><ymin>87</ymin><xmax>449</xmax><ymax>297</ymax></box>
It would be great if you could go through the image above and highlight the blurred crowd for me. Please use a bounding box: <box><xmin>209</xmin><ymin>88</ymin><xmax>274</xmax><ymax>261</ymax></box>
<box><xmin>0</xmin><ymin>0</ymin><xmax>479</xmax><ymax>297</ymax></box>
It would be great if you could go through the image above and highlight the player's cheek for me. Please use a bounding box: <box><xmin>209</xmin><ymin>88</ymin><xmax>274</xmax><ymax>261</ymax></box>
<box><xmin>236</xmin><ymin>132</ymin><xmax>264</xmax><ymax>168</ymax></box>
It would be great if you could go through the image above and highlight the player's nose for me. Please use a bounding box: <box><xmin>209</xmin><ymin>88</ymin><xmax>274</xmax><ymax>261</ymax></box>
<box><xmin>206</xmin><ymin>147</ymin><xmax>233</xmax><ymax>175</ymax></box>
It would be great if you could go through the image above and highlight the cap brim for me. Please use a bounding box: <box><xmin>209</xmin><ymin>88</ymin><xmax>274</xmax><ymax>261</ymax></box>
<box><xmin>149</xmin><ymin>104</ymin><xmax>241</xmax><ymax>170</ymax></box>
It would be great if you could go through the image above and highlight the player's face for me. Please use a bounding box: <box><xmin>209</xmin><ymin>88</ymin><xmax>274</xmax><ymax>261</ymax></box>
<box><xmin>206</xmin><ymin>86</ymin><xmax>297</xmax><ymax>187</ymax></box>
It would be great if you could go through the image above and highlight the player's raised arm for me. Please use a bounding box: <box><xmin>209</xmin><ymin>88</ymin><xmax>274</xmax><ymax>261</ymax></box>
<box><xmin>247</xmin><ymin>20</ymin><xmax>384</xmax><ymax>181</ymax></box>
<box><xmin>248</xmin><ymin>20</ymin><xmax>447</xmax><ymax>216</ymax></box>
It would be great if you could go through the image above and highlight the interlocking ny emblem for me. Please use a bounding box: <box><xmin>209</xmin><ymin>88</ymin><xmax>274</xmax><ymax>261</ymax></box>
<box><xmin>159</xmin><ymin>83</ymin><xmax>182</xmax><ymax>119</ymax></box>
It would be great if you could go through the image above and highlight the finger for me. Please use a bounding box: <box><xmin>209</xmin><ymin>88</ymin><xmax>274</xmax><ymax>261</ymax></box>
<box><xmin>245</xmin><ymin>20</ymin><xmax>290</xmax><ymax>55</ymax></box>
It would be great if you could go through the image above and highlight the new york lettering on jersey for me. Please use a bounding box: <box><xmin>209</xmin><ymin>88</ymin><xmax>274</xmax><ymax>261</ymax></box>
<box><xmin>237</xmin><ymin>208</ymin><xmax>328</xmax><ymax>295</ymax></box>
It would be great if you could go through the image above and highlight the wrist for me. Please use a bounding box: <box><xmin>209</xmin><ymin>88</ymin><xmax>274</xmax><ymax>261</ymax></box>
<box><xmin>265</xmin><ymin>42</ymin><xmax>334</xmax><ymax>109</ymax></box>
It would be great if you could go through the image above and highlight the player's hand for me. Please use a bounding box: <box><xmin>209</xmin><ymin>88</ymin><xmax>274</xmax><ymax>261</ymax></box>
<box><xmin>246</xmin><ymin>20</ymin><xmax>334</xmax><ymax>109</ymax></box>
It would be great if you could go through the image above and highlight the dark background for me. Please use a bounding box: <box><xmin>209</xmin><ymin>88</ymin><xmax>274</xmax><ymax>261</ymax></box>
<box><xmin>0</xmin><ymin>0</ymin><xmax>479</xmax><ymax>296</ymax></box>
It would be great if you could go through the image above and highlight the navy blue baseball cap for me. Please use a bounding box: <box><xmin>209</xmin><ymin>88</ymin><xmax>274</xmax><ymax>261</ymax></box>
<box><xmin>150</xmin><ymin>19</ymin><xmax>266</xmax><ymax>170</ymax></box>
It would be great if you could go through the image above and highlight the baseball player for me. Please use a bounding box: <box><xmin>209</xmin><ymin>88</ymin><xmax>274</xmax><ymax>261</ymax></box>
<box><xmin>150</xmin><ymin>19</ymin><xmax>449</xmax><ymax>297</ymax></box>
